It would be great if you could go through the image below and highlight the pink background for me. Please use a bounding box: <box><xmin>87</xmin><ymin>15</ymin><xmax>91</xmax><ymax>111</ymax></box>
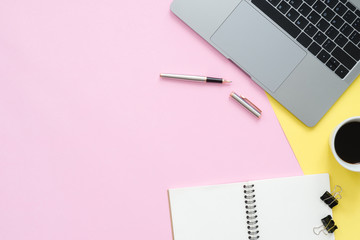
<box><xmin>0</xmin><ymin>1</ymin><xmax>302</xmax><ymax>239</ymax></box>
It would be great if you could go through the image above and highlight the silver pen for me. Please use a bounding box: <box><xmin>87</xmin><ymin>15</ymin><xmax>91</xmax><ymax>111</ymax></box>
<box><xmin>160</xmin><ymin>73</ymin><xmax>231</xmax><ymax>84</ymax></box>
<box><xmin>230</xmin><ymin>92</ymin><xmax>262</xmax><ymax>118</ymax></box>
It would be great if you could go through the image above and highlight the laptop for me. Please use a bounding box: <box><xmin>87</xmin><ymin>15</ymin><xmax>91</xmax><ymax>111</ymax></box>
<box><xmin>170</xmin><ymin>0</ymin><xmax>360</xmax><ymax>126</ymax></box>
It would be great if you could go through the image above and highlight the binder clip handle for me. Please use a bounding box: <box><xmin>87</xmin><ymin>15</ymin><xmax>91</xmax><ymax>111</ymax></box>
<box><xmin>331</xmin><ymin>185</ymin><xmax>343</xmax><ymax>199</ymax></box>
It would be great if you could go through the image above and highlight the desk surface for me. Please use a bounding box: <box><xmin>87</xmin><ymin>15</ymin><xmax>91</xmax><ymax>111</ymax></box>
<box><xmin>0</xmin><ymin>1</ymin><xmax>302</xmax><ymax>239</ymax></box>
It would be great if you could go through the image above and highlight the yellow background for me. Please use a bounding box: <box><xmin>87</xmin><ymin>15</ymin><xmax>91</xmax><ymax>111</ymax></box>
<box><xmin>268</xmin><ymin>77</ymin><xmax>360</xmax><ymax>240</ymax></box>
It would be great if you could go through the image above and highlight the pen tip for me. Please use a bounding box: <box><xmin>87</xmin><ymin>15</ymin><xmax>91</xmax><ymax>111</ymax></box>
<box><xmin>224</xmin><ymin>79</ymin><xmax>232</xmax><ymax>83</ymax></box>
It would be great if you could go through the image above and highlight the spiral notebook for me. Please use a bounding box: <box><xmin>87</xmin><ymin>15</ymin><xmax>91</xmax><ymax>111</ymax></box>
<box><xmin>168</xmin><ymin>174</ymin><xmax>334</xmax><ymax>240</ymax></box>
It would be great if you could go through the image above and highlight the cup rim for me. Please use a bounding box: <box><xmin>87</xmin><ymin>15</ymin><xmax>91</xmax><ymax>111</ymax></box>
<box><xmin>330</xmin><ymin>116</ymin><xmax>360</xmax><ymax>172</ymax></box>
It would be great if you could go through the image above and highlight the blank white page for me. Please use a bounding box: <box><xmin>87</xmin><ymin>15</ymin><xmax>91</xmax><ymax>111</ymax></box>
<box><xmin>168</xmin><ymin>183</ymin><xmax>248</xmax><ymax>240</ymax></box>
<box><xmin>253</xmin><ymin>174</ymin><xmax>334</xmax><ymax>240</ymax></box>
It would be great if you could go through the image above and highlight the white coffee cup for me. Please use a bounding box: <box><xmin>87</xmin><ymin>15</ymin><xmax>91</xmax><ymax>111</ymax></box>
<box><xmin>330</xmin><ymin>116</ymin><xmax>360</xmax><ymax>172</ymax></box>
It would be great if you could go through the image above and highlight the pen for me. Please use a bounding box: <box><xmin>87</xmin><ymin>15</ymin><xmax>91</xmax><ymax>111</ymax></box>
<box><xmin>230</xmin><ymin>91</ymin><xmax>262</xmax><ymax>118</ymax></box>
<box><xmin>160</xmin><ymin>73</ymin><xmax>231</xmax><ymax>84</ymax></box>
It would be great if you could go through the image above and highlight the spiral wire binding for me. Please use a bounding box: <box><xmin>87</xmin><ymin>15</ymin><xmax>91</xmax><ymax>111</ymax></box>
<box><xmin>244</xmin><ymin>184</ymin><xmax>259</xmax><ymax>240</ymax></box>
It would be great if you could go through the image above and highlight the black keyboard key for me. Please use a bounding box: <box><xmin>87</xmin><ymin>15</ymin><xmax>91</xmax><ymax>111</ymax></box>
<box><xmin>268</xmin><ymin>0</ymin><xmax>282</xmax><ymax>6</ymax></box>
<box><xmin>332</xmin><ymin>46</ymin><xmax>357</xmax><ymax>69</ymax></box>
<box><xmin>331</xmin><ymin>15</ymin><xmax>345</xmax><ymax>29</ymax></box>
<box><xmin>335</xmin><ymin>33</ymin><xmax>348</xmax><ymax>46</ymax></box>
<box><xmin>317</xmin><ymin>50</ymin><xmax>331</xmax><ymax>63</ymax></box>
<box><xmin>334</xmin><ymin>3</ymin><xmax>347</xmax><ymax>16</ymax></box>
<box><xmin>326</xmin><ymin>26</ymin><xmax>340</xmax><ymax>39</ymax></box>
<box><xmin>323</xmin><ymin>38</ymin><xmax>336</xmax><ymax>51</ymax></box>
<box><xmin>344</xmin><ymin>41</ymin><xmax>360</xmax><ymax>60</ymax></box>
<box><xmin>322</xmin><ymin>8</ymin><xmax>336</xmax><ymax>21</ymax></box>
<box><xmin>307</xmin><ymin>11</ymin><xmax>321</xmax><ymax>24</ymax></box>
<box><xmin>324</xmin><ymin>0</ymin><xmax>339</xmax><ymax>8</ymax></box>
<box><xmin>308</xmin><ymin>42</ymin><xmax>322</xmax><ymax>55</ymax></box>
<box><xmin>339</xmin><ymin>0</ymin><xmax>346</xmax><ymax>3</ymax></box>
<box><xmin>344</xmin><ymin>10</ymin><xmax>357</xmax><ymax>23</ymax></box>
<box><xmin>287</xmin><ymin>8</ymin><xmax>301</xmax><ymax>21</ymax></box>
<box><xmin>340</xmin><ymin>23</ymin><xmax>354</xmax><ymax>36</ymax></box>
<box><xmin>289</xmin><ymin>0</ymin><xmax>303</xmax><ymax>8</ymax></box>
<box><xmin>346</xmin><ymin>2</ymin><xmax>356</xmax><ymax>11</ymax></box>
<box><xmin>352</xmin><ymin>18</ymin><xmax>360</xmax><ymax>31</ymax></box>
<box><xmin>313</xmin><ymin>0</ymin><xmax>327</xmax><ymax>13</ymax></box>
<box><xmin>304</xmin><ymin>23</ymin><xmax>318</xmax><ymax>36</ymax></box>
<box><xmin>326</xmin><ymin>57</ymin><xmax>340</xmax><ymax>70</ymax></box>
<box><xmin>317</xmin><ymin>19</ymin><xmax>330</xmax><ymax>31</ymax></box>
<box><xmin>295</xmin><ymin>16</ymin><xmax>310</xmax><ymax>29</ymax></box>
<box><xmin>297</xmin><ymin>32</ymin><xmax>313</xmax><ymax>47</ymax></box>
<box><xmin>314</xmin><ymin>31</ymin><xmax>327</xmax><ymax>44</ymax></box>
<box><xmin>299</xmin><ymin>3</ymin><xmax>312</xmax><ymax>16</ymax></box>
<box><xmin>304</xmin><ymin>0</ymin><xmax>316</xmax><ymax>6</ymax></box>
<box><xmin>277</xmin><ymin>1</ymin><xmax>291</xmax><ymax>13</ymax></box>
<box><xmin>252</xmin><ymin>0</ymin><xmax>301</xmax><ymax>38</ymax></box>
<box><xmin>356</xmin><ymin>10</ymin><xmax>360</xmax><ymax>17</ymax></box>
<box><xmin>335</xmin><ymin>65</ymin><xmax>349</xmax><ymax>78</ymax></box>
<box><xmin>349</xmin><ymin>31</ymin><xmax>360</xmax><ymax>44</ymax></box>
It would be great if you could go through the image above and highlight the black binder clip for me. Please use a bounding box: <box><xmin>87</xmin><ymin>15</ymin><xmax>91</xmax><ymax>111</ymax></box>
<box><xmin>320</xmin><ymin>185</ymin><xmax>342</xmax><ymax>208</ymax></box>
<box><xmin>313</xmin><ymin>215</ymin><xmax>338</xmax><ymax>235</ymax></box>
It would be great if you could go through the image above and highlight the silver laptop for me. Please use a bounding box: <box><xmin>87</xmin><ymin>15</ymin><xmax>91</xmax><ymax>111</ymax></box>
<box><xmin>171</xmin><ymin>0</ymin><xmax>360</xmax><ymax>126</ymax></box>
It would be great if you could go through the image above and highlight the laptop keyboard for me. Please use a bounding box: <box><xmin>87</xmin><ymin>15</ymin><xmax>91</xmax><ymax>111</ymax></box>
<box><xmin>252</xmin><ymin>0</ymin><xmax>360</xmax><ymax>79</ymax></box>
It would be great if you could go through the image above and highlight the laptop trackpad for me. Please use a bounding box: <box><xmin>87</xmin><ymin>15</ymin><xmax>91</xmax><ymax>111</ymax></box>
<box><xmin>211</xmin><ymin>1</ymin><xmax>306</xmax><ymax>92</ymax></box>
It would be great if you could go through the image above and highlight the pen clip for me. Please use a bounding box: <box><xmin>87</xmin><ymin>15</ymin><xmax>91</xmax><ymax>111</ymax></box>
<box><xmin>240</xmin><ymin>96</ymin><xmax>262</xmax><ymax>114</ymax></box>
